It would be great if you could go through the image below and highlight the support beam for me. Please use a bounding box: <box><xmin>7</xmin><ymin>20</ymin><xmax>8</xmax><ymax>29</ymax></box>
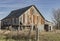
<box><xmin>31</xmin><ymin>15</ymin><xmax>33</xmax><ymax>31</ymax></box>
<box><xmin>36</xmin><ymin>27</ymin><xmax>39</xmax><ymax>41</ymax></box>
<box><xmin>9</xmin><ymin>26</ymin><xmax>12</xmax><ymax>31</ymax></box>
<box><xmin>18</xmin><ymin>26</ymin><xmax>20</xmax><ymax>31</ymax></box>
<box><xmin>19</xmin><ymin>17</ymin><xmax>21</xmax><ymax>31</ymax></box>
<box><xmin>38</xmin><ymin>27</ymin><xmax>39</xmax><ymax>41</ymax></box>
<box><xmin>0</xmin><ymin>21</ymin><xmax>1</xmax><ymax>29</ymax></box>
<box><xmin>22</xmin><ymin>15</ymin><xmax>23</xmax><ymax>23</ymax></box>
<box><xmin>25</xmin><ymin>14</ymin><xmax>27</xmax><ymax>24</ymax></box>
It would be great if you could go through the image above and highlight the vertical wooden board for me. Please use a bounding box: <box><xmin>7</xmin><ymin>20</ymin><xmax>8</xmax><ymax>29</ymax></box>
<box><xmin>33</xmin><ymin>15</ymin><xmax>35</xmax><ymax>24</ymax></box>
<box><xmin>23</xmin><ymin>14</ymin><xmax>25</xmax><ymax>23</ymax></box>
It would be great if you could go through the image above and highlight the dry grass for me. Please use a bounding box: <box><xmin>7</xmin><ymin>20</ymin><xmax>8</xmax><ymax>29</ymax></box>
<box><xmin>0</xmin><ymin>30</ymin><xmax>60</xmax><ymax>41</ymax></box>
<box><xmin>0</xmin><ymin>30</ymin><xmax>36</xmax><ymax>41</ymax></box>
<box><xmin>39</xmin><ymin>31</ymin><xmax>60</xmax><ymax>41</ymax></box>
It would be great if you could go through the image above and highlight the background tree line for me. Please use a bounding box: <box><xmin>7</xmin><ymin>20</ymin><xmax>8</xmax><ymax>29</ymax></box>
<box><xmin>53</xmin><ymin>9</ymin><xmax>60</xmax><ymax>29</ymax></box>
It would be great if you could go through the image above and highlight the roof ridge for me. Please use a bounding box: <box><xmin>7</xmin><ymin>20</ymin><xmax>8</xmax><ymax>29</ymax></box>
<box><xmin>12</xmin><ymin>5</ymin><xmax>35</xmax><ymax>11</ymax></box>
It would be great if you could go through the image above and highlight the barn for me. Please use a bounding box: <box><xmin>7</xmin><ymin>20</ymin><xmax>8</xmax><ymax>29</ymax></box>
<box><xmin>1</xmin><ymin>5</ymin><xmax>53</xmax><ymax>31</ymax></box>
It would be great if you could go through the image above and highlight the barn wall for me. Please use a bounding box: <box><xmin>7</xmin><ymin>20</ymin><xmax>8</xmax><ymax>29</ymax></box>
<box><xmin>31</xmin><ymin>6</ymin><xmax>45</xmax><ymax>25</ymax></box>
<box><xmin>49</xmin><ymin>23</ymin><xmax>53</xmax><ymax>31</ymax></box>
<box><xmin>31</xmin><ymin>6</ymin><xmax>45</xmax><ymax>31</ymax></box>
<box><xmin>19</xmin><ymin>6</ymin><xmax>45</xmax><ymax>31</ymax></box>
<box><xmin>19</xmin><ymin>6</ymin><xmax>45</xmax><ymax>25</ymax></box>
<box><xmin>37</xmin><ymin>24</ymin><xmax>44</xmax><ymax>32</ymax></box>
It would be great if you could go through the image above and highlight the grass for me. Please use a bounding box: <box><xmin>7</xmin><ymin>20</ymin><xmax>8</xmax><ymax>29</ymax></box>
<box><xmin>0</xmin><ymin>30</ymin><xmax>60</xmax><ymax>41</ymax></box>
<box><xmin>39</xmin><ymin>31</ymin><xmax>60</xmax><ymax>41</ymax></box>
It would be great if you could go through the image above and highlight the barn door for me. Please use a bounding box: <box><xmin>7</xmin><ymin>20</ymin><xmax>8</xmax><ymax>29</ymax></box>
<box><xmin>44</xmin><ymin>24</ymin><xmax>49</xmax><ymax>31</ymax></box>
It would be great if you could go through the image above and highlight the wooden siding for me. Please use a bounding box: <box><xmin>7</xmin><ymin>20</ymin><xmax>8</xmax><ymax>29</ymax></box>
<box><xmin>33</xmin><ymin>15</ymin><xmax>35</xmax><ymax>24</ymax></box>
<box><xmin>30</xmin><ymin>8</ymin><xmax>33</xmax><ymax>15</ymax></box>
<box><xmin>30</xmin><ymin>7</ymin><xmax>45</xmax><ymax>25</ymax></box>
<box><xmin>41</xmin><ymin>18</ymin><xmax>45</xmax><ymax>24</ymax></box>
<box><xmin>21</xmin><ymin>6</ymin><xmax>45</xmax><ymax>25</ymax></box>
<box><xmin>18</xmin><ymin>6</ymin><xmax>45</xmax><ymax>28</ymax></box>
<box><xmin>23</xmin><ymin>14</ymin><xmax>25</xmax><ymax>23</ymax></box>
<box><xmin>27</xmin><ymin>14</ymin><xmax>32</xmax><ymax>24</ymax></box>
<box><xmin>2</xmin><ymin>18</ymin><xmax>19</xmax><ymax>26</ymax></box>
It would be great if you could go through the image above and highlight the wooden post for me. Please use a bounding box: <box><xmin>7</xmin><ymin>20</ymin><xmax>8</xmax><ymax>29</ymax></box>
<box><xmin>37</xmin><ymin>16</ymin><xmax>39</xmax><ymax>41</ymax></box>
<box><xmin>38</xmin><ymin>27</ymin><xmax>39</xmax><ymax>41</ymax></box>
<box><xmin>36</xmin><ymin>28</ymin><xmax>38</xmax><ymax>41</ymax></box>
<box><xmin>35</xmin><ymin>25</ymin><xmax>39</xmax><ymax>41</ymax></box>
<box><xmin>18</xmin><ymin>26</ymin><xmax>20</xmax><ymax>31</ymax></box>
<box><xmin>9</xmin><ymin>25</ymin><xmax>12</xmax><ymax>31</ymax></box>
<box><xmin>18</xmin><ymin>17</ymin><xmax>21</xmax><ymax>31</ymax></box>
<box><xmin>36</xmin><ymin>17</ymin><xmax>40</xmax><ymax>41</ymax></box>
<box><xmin>27</xmin><ymin>26</ymin><xmax>31</xmax><ymax>41</ymax></box>
<box><xmin>0</xmin><ymin>21</ymin><xmax>1</xmax><ymax>29</ymax></box>
<box><xmin>32</xmin><ymin>15</ymin><xmax>33</xmax><ymax>31</ymax></box>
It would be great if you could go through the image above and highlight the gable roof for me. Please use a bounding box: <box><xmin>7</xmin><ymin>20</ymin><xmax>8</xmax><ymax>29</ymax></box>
<box><xmin>2</xmin><ymin>5</ymin><xmax>45</xmax><ymax>20</ymax></box>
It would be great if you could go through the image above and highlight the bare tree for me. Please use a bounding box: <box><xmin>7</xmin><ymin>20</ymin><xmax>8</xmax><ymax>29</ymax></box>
<box><xmin>52</xmin><ymin>9</ymin><xmax>60</xmax><ymax>29</ymax></box>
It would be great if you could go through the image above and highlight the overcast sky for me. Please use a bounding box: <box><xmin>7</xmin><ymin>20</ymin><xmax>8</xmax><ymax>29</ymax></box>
<box><xmin>0</xmin><ymin>0</ymin><xmax>60</xmax><ymax>21</ymax></box>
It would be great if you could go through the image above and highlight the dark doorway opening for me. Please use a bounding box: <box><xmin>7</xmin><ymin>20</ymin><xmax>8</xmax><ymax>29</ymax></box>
<box><xmin>44</xmin><ymin>24</ymin><xmax>49</xmax><ymax>31</ymax></box>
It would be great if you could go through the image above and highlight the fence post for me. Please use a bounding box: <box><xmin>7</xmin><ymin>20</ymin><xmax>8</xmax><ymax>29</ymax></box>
<box><xmin>36</xmin><ymin>27</ymin><xmax>39</xmax><ymax>41</ymax></box>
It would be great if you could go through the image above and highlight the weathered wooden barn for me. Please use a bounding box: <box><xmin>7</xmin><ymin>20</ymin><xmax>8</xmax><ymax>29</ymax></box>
<box><xmin>1</xmin><ymin>5</ymin><xmax>53</xmax><ymax>31</ymax></box>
